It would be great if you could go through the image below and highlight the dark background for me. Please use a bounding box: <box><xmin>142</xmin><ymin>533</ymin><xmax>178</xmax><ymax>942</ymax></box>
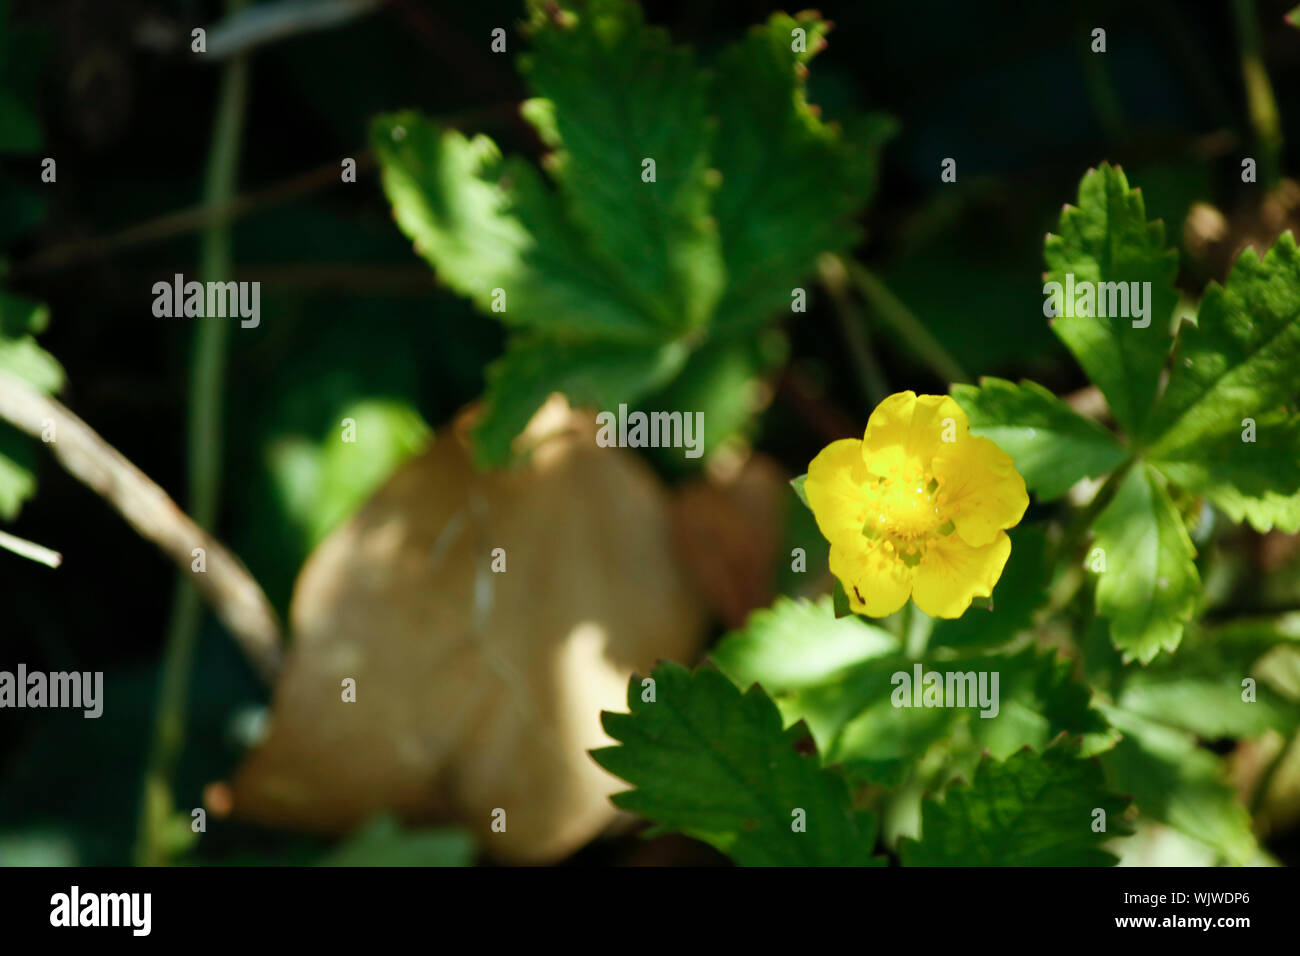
<box><xmin>1</xmin><ymin>0</ymin><xmax>1298</xmax><ymax>864</ymax></box>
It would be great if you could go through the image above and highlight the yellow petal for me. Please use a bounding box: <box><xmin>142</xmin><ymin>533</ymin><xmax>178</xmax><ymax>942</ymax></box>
<box><xmin>932</xmin><ymin>435</ymin><xmax>1028</xmax><ymax>547</ymax></box>
<box><xmin>804</xmin><ymin>438</ymin><xmax>870</xmax><ymax>545</ymax></box>
<box><xmin>829</xmin><ymin>537</ymin><xmax>913</xmax><ymax>617</ymax></box>
<box><xmin>912</xmin><ymin>531</ymin><xmax>1011</xmax><ymax>619</ymax></box>
<box><xmin>862</xmin><ymin>392</ymin><xmax>969</xmax><ymax>476</ymax></box>
<box><xmin>861</xmin><ymin>391</ymin><xmax>917</xmax><ymax>477</ymax></box>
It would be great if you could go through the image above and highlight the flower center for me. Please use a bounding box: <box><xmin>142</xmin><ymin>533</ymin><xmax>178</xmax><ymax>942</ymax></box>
<box><xmin>861</xmin><ymin>470</ymin><xmax>954</xmax><ymax>563</ymax></box>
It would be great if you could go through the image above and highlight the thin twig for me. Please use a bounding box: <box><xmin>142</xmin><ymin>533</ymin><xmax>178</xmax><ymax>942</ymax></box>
<box><xmin>818</xmin><ymin>253</ymin><xmax>888</xmax><ymax>407</ymax></box>
<box><xmin>204</xmin><ymin>0</ymin><xmax>386</xmax><ymax>60</ymax></box>
<box><xmin>0</xmin><ymin>370</ymin><xmax>281</xmax><ymax>674</ymax></box>
<box><xmin>0</xmin><ymin>527</ymin><xmax>62</xmax><ymax>568</ymax></box>
<box><xmin>836</xmin><ymin>256</ymin><xmax>970</xmax><ymax>386</ymax></box>
<box><xmin>7</xmin><ymin>153</ymin><xmax>375</xmax><ymax>278</ymax></box>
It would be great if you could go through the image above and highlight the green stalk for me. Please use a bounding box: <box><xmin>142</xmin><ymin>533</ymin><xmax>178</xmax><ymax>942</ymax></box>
<box><xmin>1233</xmin><ymin>0</ymin><xmax>1282</xmax><ymax>190</ymax></box>
<box><xmin>135</xmin><ymin>9</ymin><xmax>250</xmax><ymax>866</ymax></box>
<box><xmin>1049</xmin><ymin>456</ymin><xmax>1137</xmax><ymax>569</ymax></box>
<box><xmin>818</xmin><ymin>254</ymin><xmax>888</xmax><ymax>406</ymax></box>
<box><xmin>837</xmin><ymin>257</ymin><xmax>970</xmax><ymax>386</ymax></box>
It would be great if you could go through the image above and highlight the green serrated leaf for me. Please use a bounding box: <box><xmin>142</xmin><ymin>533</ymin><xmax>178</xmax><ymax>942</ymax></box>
<box><xmin>743</xmin><ymin>637</ymin><xmax>1105</xmax><ymax>786</ymax></box>
<box><xmin>592</xmin><ymin>662</ymin><xmax>885</xmax><ymax>865</ymax></box>
<box><xmin>1091</xmin><ymin>463</ymin><xmax>1200</xmax><ymax>662</ymax></box>
<box><xmin>371</xmin><ymin>114</ymin><xmax>659</xmax><ymax>344</ymax></box>
<box><xmin>710</xmin><ymin>12</ymin><xmax>894</xmax><ymax>336</ymax></box>
<box><xmin>471</xmin><ymin>335</ymin><xmax>689</xmax><ymax>469</ymax></box>
<box><xmin>1099</xmin><ymin>706</ymin><xmax>1256</xmax><ymax>865</ymax></box>
<box><xmin>1150</xmin><ymin>409</ymin><xmax>1300</xmax><ymax>532</ymax></box>
<box><xmin>1150</xmin><ymin>230</ymin><xmax>1300</xmax><ymax>437</ymax></box>
<box><xmin>1044</xmin><ymin>163</ymin><xmax>1179</xmax><ymax>437</ymax></box>
<box><xmin>900</xmin><ymin>743</ymin><xmax>1132</xmax><ymax>866</ymax></box>
<box><xmin>522</xmin><ymin>0</ymin><xmax>723</xmax><ymax>331</ymax></box>
<box><xmin>711</xmin><ymin>595</ymin><xmax>898</xmax><ymax>693</ymax></box>
<box><xmin>951</xmin><ymin>377</ymin><xmax>1127</xmax><ymax>501</ymax></box>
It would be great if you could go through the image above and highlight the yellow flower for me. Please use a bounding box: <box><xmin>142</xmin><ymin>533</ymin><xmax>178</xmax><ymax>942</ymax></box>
<box><xmin>805</xmin><ymin>391</ymin><xmax>1028</xmax><ymax>619</ymax></box>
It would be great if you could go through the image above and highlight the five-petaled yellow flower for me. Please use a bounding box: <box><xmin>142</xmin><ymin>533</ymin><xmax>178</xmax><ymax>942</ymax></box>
<box><xmin>805</xmin><ymin>391</ymin><xmax>1029</xmax><ymax>619</ymax></box>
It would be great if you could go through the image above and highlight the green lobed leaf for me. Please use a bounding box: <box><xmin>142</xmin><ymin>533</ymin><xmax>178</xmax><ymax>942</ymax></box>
<box><xmin>1150</xmin><ymin>409</ymin><xmax>1300</xmax><ymax>532</ymax></box>
<box><xmin>1099</xmin><ymin>706</ymin><xmax>1256</xmax><ymax>865</ymax></box>
<box><xmin>472</xmin><ymin>335</ymin><xmax>689</xmax><ymax>468</ymax></box>
<box><xmin>521</xmin><ymin>0</ymin><xmax>724</xmax><ymax>332</ymax></box>
<box><xmin>1091</xmin><ymin>463</ymin><xmax>1200</xmax><ymax>662</ymax></box>
<box><xmin>711</xmin><ymin>595</ymin><xmax>899</xmax><ymax>693</ymax></box>
<box><xmin>951</xmin><ymin>377</ymin><xmax>1128</xmax><ymax>501</ymax></box>
<box><xmin>722</xmin><ymin>610</ymin><xmax>1105</xmax><ymax>785</ymax></box>
<box><xmin>899</xmin><ymin>743</ymin><xmax>1132</xmax><ymax>866</ymax></box>
<box><xmin>592</xmin><ymin>661</ymin><xmax>885</xmax><ymax>865</ymax></box>
<box><xmin>1044</xmin><ymin>163</ymin><xmax>1179</xmax><ymax>437</ymax></box>
<box><xmin>1143</xmin><ymin>232</ymin><xmax>1300</xmax><ymax>528</ymax></box>
<box><xmin>371</xmin><ymin>114</ymin><xmax>659</xmax><ymax>344</ymax></box>
<box><xmin>708</xmin><ymin>11</ymin><xmax>895</xmax><ymax>336</ymax></box>
<box><xmin>1112</xmin><ymin>619</ymin><xmax>1300</xmax><ymax>740</ymax></box>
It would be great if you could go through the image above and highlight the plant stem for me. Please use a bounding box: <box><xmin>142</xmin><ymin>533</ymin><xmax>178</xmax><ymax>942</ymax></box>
<box><xmin>1232</xmin><ymin>0</ymin><xmax>1282</xmax><ymax>190</ymax></box>
<box><xmin>136</xmin><ymin>10</ymin><xmax>250</xmax><ymax>866</ymax></box>
<box><xmin>0</xmin><ymin>527</ymin><xmax>62</xmax><ymax>568</ymax></box>
<box><xmin>1050</xmin><ymin>457</ymin><xmax>1137</xmax><ymax>568</ymax></box>
<box><xmin>0</xmin><ymin>371</ymin><xmax>281</xmax><ymax>670</ymax></box>
<box><xmin>818</xmin><ymin>254</ymin><xmax>888</xmax><ymax>407</ymax></box>
<box><xmin>836</xmin><ymin>257</ymin><xmax>970</xmax><ymax>386</ymax></box>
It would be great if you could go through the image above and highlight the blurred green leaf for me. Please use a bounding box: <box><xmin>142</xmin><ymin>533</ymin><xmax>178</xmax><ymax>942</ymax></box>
<box><xmin>269</xmin><ymin>397</ymin><xmax>430</xmax><ymax>546</ymax></box>
<box><xmin>592</xmin><ymin>662</ymin><xmax>885</xmax><ymax>865</ymax></box>
<box><xmin>320</xmin><ymin>815</ymin><xmax>475</xmax><ymax>867</ymax></box>
<box><xmin>474</xmin><ymin>336</ymin><xmax>689</xmax><ymax>467</ymax></box>
<box><xmin>927</xmin><ymin>525</ymin><xmax>1051</xmax><ymax>652</ymax></box>
<box><xmin>1099</xmin><ymin>706</ymin><xmax>1256</xmax><ymax>865</ymax></box>
<box><xmin>0</xmin><ymin>292</ymin><xmax>61</xmax><ymax>521</ymax></box>
<box><xmin>899</xmin><ymin>742</ymin><xmax>1132</xmax><ymax>866</ymax></box>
